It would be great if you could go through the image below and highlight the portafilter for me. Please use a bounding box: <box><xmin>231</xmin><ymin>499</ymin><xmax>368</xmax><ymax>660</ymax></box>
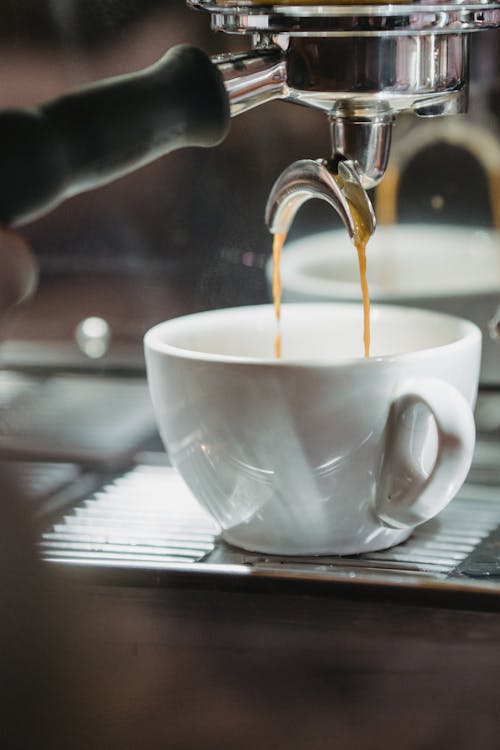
<box><xmin>0</xmin><ymin>0</ymin><xmax>498</xmax><ymax>238</ymax></box>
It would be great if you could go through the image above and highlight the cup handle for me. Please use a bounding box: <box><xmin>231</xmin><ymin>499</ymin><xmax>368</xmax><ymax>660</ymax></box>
<box><xmin>375</xmin><ymin>378</ymin><xmax>475</xmax><ymax>530</ymax></box>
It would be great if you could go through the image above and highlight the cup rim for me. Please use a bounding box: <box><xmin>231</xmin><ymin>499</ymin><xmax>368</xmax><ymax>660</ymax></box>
<box><xmin>144</xmin><ymin>302</ymin><xmax>481</xmax><ymax>367</ymax></box>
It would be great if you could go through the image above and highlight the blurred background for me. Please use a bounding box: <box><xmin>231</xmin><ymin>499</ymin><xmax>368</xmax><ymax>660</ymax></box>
<box><xmin>0</xmin><ymin>1</ymin><xmax>498</xmax><ymax>367</ymax></box>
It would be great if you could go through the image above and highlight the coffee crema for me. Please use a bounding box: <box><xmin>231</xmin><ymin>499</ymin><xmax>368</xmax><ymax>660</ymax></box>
<box><xmin>272</xmin><ymin>208</ymin><xmax>372</xmax><ymax>359</ymax></box>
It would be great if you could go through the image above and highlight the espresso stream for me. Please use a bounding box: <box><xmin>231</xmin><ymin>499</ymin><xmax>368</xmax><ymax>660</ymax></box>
<box><xmin>272</xmin><ymin>232</ymin><xmax>286</xmax><ymax>359</ymax></box>
<box><xmin>272</xmin><ymin>205</ymin><xmax>371</xmax><ymax>359</ymax></box>
<box><xmin>348</xmin><ymin>196</ymin><xmax>372</xmax><ymax>358</ymax></box>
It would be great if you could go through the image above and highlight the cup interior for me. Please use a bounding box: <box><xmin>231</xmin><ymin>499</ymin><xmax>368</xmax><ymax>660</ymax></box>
<box><xmin>145</xmin><ymin>303</ymin><xmax>479</xmax><ymax>362</ymax></box>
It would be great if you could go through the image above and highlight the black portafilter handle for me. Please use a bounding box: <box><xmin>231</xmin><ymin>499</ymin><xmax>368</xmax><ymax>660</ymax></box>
<box><xmin>0</xmin><ymin>44</ymin><xmax>230</xmax><ymax>227</ymax></box>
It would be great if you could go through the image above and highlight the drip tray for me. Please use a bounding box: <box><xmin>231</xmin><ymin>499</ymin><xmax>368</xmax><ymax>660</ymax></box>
<box><xmin>40</xmin><ymin>463</ymin><xmax>500</xmax><ymax>602</ymax></box>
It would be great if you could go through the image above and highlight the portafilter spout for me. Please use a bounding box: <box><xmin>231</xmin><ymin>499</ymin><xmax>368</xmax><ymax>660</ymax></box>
<box><xmin>265</xmin><ymin>159</ymin><xmax>376</xmax><ymax>240</ymax></box>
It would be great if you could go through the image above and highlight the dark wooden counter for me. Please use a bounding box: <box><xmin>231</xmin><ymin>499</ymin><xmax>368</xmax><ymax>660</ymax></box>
<box><xmin>1</xmin><ymin>464</ymin><xmax>500</xmax><ymax>750</ymax></box>
<box><xmin>34</xmin><ymin>579</ymin><xmax>500</xmax><ymax>749</ymax></box>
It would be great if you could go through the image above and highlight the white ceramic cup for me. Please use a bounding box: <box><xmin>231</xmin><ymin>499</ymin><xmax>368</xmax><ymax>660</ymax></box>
<box><xmin>144</xmin><ymin>303</ymin><xmax>481</xmax><ymax>556</ymax></box>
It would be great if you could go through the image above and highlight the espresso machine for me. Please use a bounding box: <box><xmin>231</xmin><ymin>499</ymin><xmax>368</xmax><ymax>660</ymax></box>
<box><xmin>4</xmin><ymin>1</ymin><xmax>500</xmax><ymax>609</ymax></box>
<box><xmin>0</xmin><ymin>0</ymin><xmax>499</xmax><ymax>243</ymax></box>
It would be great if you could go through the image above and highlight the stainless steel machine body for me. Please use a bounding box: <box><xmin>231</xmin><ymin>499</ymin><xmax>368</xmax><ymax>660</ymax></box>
<box><xmin>0</xmin><ymin>2</ymin><xmax>499</xmax><ymax>234</ymax></box>
<box><xmin>195</xmin><ymin>0</ymin><xmax>500</xmax><ymax>230</ymax></box>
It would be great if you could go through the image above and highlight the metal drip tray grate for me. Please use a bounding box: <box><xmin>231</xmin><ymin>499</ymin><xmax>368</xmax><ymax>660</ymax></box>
<box><xmin>41</xmin><ymin>466</ymin><xmax>219</xmax><ymax>566</ymax></box>
<box><xmin>40</xmin><ymin>464</ymin><xmax>500</xmax><ymax>598</ymax></box>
